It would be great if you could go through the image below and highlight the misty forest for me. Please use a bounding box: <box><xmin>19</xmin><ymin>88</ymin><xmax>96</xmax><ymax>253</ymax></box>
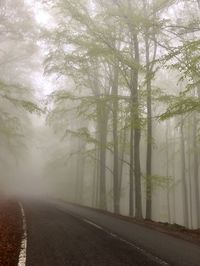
<box><xmin>0</xmin><ymin>0</ymin><xmax>200</xmax><ymax>266</ymax></box>
<box><xmin>1</xmin><ymin>0</ymin><xmax>200</xmax><ymax>236</ymax></box>
<box><xmin>0</xmin><ymin>0</ymin><xmax>200</xmax><ymax>228</ymax></box>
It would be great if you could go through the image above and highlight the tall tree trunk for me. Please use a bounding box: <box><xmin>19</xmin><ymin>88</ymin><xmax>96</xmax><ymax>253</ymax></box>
<box><xmin>166</xmin><ymin>121</ymin><xmax>171</xmax><ymax>223</ymax></box>
<box><xmin>180</xmin><ymin>119</ymin><xmax>189</xmax><ymax>227</ymax></box>
<box><xmin>143</xmin><ymin>0</ymin><xmax>157</xmax><ymax>219</ymax></box>
<box><xmin>112</xmin><ymin>63</ymin><xmax>120</xmax><ymax>213</ymax></box>
<box><xmin>97</xmin><ymin>100</ymin><xmax>108</xmax><ymax>210</ymax></box>
<box><xmin>92</xmin><ymin>160</ymin><xmax>97</xmax><ymax>207</ymax></box>
<box><xmin>172</xmin><ymin>128</ymin><xmax>176</xmax><ymax>223</ymax></box>
<box><xmin>129</xmin><ymin>116</ymin><xmax>134</xmax><ymax>216</ymax></box>
<box><xmin>92</xmin><ymin>145</ymin><xmax>99</xmax><ymax>208</ymax></box>
<box><xmin>193</xmin><ymin>112</ymin><xmax>200</xmax><ymax>227</ymax></box>
<box><xmin>145</xmin><ymin>29</ymin><xmax>153</xmax><ymax>220</ymax></box>
<box><xmin>118</xmin><ymin>126</ymin><xmax>127</xmax><ymax>207</ymax></box>
<box><xmin>131</xmin><ymin>34</ymin><xmax>143</xmax><ymax>219</ymax></box>
<box><xmin>75</xmin><ymin>140</ymin><xmax>85</xmax><ymax>204</ymax></box>
<box><xmin>187</xmin><ymin>118</ymin><xmax>193</xmax><ymax>228</ymax></box>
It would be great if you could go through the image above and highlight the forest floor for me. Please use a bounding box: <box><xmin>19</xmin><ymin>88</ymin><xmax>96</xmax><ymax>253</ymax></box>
<box><xmin>133</xmin><ymin>218</ymin><xmax>200</xmax><ymax>246</ymax></box>
<box><xmin>0</xmin><ymin>199</ymin><xmax>22</xmax><ymax>266</ymax></box>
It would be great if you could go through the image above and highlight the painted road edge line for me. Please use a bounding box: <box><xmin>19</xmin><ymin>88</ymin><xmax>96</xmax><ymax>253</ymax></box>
<box><xmin>18</xmin><ymin>202</ymin><xmax>27</xmax><ymax>266</ymax></box>
<box><xmin>83</xmin><ymin>219</ymin><xmax>103</xmax><ymax>230</ymax></box>
<box><xmin>83</xmin><ymin>218</ymin><xmax>170</xmax><ymax>266</ymax></box>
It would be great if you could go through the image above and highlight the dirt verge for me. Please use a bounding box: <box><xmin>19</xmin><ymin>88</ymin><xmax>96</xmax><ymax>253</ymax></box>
<box><xmin>0</xmin><ymin>199</ymin><xmax>23</xmax><ymax>266</ymax></box>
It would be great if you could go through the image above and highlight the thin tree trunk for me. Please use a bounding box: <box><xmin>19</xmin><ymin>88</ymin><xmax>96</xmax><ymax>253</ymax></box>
<box><xmin>172</xmin><ymin>128</ymin><xmax>176</xmax><ymax>223</ymax></box>
<box><xmin>75</xmin><ymin>140</ymin><xmax>85</xmax><ymax>204</ymax></box>
<box><xmin>97</xmin><ymin>100</ymin><xmax>108</xmax><ymax>210</ymax></box>
<box><xmin>129</xmin><ymin>115</ymin><xmax>134</xmax><ymax>216</ymax></box>
<box><xmin>92</xmin><ymin>145</ymin><xmax>99</xmax><ymax>208</ymax></box>
<box><xmin>145</xmin><ymin>29</ymin><xmax>153</xmax><ymax>220</ymax></box>
<box><xmin>187</xmin><ymin>118</ymin><xmax>193</xmax><ymax>228</ymax></box>
<box><xmin>180</xmin><ymin>119</ymin><xmax>189</xmax><ymax>227</ymax></box>
<box><xmin>166</xmin><ymin>121</ymin><xmax>171</xmax><ymax>223</ymax></box>
<box><xmin>193</xmin><ymin>112</ymin><xmax>200</xmax><ymax>227</ymax></box>
<box><xmin>118</xmin><ymin>127</ymin><xmax>127</xmax><ymax>206</ymax></box>
<box><xmin>112</xmin><ymin>63</ymin><xmax>120</xmax><ymax>214</ymax></box>
<box><xmin>143</xmin><ymin>0</ymin><xmax>158</xmax><ymax>220</ymax></box>
<box><xmin>95</xmin><ymin>149</ymin><xmax>100</xmax><ymax>208</ymax></box>
<box><xmin>132</xmin><ymin>34</ymin><xmax>143</xmax><ymax>219</ymax></box>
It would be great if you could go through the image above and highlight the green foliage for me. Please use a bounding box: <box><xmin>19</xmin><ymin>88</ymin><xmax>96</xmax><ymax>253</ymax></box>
<box><xmin>0</xmin><ymin>79</ymin><xmax>42</xmax><ymax>163</ymax></box>
<box><xmin>144</xmin><ymin>174</ymin><xmax>173</xmax><ymax>190</ymax></box>
<box><xmin>64</xmin><ymin>127</ymin><xmax>98</xmax><ymax>145</ymax></box>
<box><xmin>157</xmin><ymin>37</ymin><xmax>200</xmax><ymax>120</ymax></box>
<box><xmin>0</xmin><ymin>80</ymin><xmax>42</xmax><ymax>112</ymax></box>
<box><xmin>160</xmin><ymin>95</ymin><xmax>200</xmax><ymax>120</ymax></box>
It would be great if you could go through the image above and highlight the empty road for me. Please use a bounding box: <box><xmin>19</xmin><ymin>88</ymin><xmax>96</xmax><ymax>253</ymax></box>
<box><xmin>23</xmin><ymin>201</ymin><xmax>200</xmax><ymax>266</ymax></box>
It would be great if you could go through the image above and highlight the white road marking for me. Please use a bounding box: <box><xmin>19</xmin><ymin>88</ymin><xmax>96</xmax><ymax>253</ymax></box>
<box><xmin>83</xmin><ymin>219</ymin><xmax>103</xmax><ymax>230</ymax></box>
<box><xmin>18</xmin><ymin>202</ymin><xmax>27</xmax><ymax>266</ymax></box>
<box><xmin>82</xmin><ymin>218</ymin><xmax>170</xmax><ymax>266</ymax></box>
<box><xmin>109</xmin><ymin>232</ymin><xmax>117</xmax><ymax>238</ymax></box>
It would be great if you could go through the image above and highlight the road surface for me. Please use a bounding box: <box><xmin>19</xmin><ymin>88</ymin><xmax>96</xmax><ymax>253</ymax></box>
<box><xmin>24</xmin><ymin>201</ymin><xmax>200</xmax><ymax>266</ymax></box>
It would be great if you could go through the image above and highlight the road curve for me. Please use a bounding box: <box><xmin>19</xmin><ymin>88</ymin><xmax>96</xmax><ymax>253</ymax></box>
<box><xmin>24</xmin><ymin>201</ymin><xmax>200</xmax><ymax>266</ymax></box>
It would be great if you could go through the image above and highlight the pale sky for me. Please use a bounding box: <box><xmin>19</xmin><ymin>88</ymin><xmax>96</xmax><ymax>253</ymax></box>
<box><xmin>25</xmin><ymin>0</ymin><xmax>54</xmax><ymax>27</ymax></box>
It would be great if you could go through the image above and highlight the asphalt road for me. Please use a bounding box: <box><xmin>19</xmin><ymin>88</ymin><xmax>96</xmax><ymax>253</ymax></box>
<box><xmin>24</xmin><ymin>201</ymin><xmax>200</xmax><ymax>266</ymax></box>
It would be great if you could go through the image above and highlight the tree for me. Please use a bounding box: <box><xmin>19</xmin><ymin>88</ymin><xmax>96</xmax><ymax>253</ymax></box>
<box><xmin>0</xmin><ymin>0</ymin><xmax>41</xmax><ymax>177</ymax></box>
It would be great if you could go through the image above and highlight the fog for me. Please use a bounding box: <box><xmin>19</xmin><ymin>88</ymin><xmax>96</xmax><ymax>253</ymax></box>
<box><xmin>1</xmin><ymin>0</ymin><xmax>200</xmax><ymax>229</ymax></box>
